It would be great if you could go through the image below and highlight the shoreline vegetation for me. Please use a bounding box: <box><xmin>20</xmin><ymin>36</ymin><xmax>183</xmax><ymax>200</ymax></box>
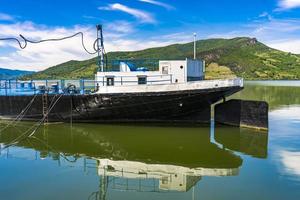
<box><xmin>19</xmin><ymin>37</ymin><xmax>300</xmax><ymax>80</ymax></box>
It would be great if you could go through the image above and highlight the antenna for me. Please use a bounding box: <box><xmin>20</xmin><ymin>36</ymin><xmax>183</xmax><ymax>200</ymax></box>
<box><xmin>193</xmin><ymin>33</ymin><xmax>197</xmax><ymax>60</ymax></box>
<box><xmin>96</xmin><ymin>24</ymin><xmax>105</xmax><ymax>72</ymax></box>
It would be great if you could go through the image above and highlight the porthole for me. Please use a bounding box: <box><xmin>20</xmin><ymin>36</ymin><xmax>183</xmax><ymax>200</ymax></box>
<box><xmin>180</xmin><ymin>65</ymin><xmax>183</xmax><ymax>69</ymax></box>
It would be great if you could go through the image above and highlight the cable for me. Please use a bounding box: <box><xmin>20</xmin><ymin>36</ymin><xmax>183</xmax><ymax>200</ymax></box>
<box><xmin>2</xmin><ymin>94</ymin><xmax>63</xmax><ymax>149</ymax></box>
<box><xmin>0</xmin><ymin>32</ymin><xmax>100</xmax><ymax>55</ymax></box>
<box><xmin>0</xmin><ymin>94</ymin><xmax>38</xmax><ymax>133</ymax></box>
<box><xmin>29</xmin><ymin>135</ymin><xmax>78</xmax><ymax>163</ymax></box>
<box><xmin>0</xmin><ymin>37</ymin><xmax>28</xmax><ymax>49</ymax></box>
<box><xmin>28</xmin><ymin>94</ymin><xmax>64</xmax><ymax>137</ymax></box>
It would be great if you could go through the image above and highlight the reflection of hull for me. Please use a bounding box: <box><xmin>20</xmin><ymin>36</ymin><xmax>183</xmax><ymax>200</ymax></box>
<box><xmin>0</xmin><ymin>86</ymin><xmax>242</xmax><ymax>122</ymax></box>
<box><xmin>97</xmin><ymin>159</ymin><xmax>239</xmax><ymax>192</ymax></box>
<box><xmin>214</xmin><ymin>127</ymin><xmax>268</xmax><ymax>158</ymax></box>
<box><xmin>0</xmin><ymin>123</ymin><xmax>243</xmax><ymax>169</ymax></box>
<box><xmin>0</xmin><ymin>123</ymin><xmax>243</xmax><ymax>194</ymax></box>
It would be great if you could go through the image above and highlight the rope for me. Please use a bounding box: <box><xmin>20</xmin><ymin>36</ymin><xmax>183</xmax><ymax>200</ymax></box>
<box><xmin>1</xmin><ymin>94</ymin><xmax>64</xmax><ymax>149</ymax></box>
<box><xmin>1</xmin><ymin>85</ymin><xmax>76</xmax><ymax>143</ymax></box>
<box><xmin>28</xmin><ymin>94</ymin><xmax>63</xmax><ymax>137</ymax></box>
<box><xmin>0</xmin><ymin>94</ymin><xmax>38</xmax><ymax>133</ymax></box>
<box><xmin>0</xmin><ymin>32</ymin><xmax>101</xmax><ymax>55</ymax></box>
<box><xmin>29</xmin><ymin>135</ymin><xmax>78</xmax><ymax>163</ymax></box>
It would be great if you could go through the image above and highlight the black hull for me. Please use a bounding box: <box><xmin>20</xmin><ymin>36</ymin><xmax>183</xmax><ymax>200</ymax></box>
<box><xmin>0</xmin><ymin>86</ymin><xmax>242</xmax><ymax>123</ymax></box>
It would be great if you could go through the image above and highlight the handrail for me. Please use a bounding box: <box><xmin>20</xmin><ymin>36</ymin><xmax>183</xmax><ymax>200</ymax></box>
<box><xmin>0</xmin><ymin>77</ymin><xmax>243</xmax><ymax>96</ymax></box>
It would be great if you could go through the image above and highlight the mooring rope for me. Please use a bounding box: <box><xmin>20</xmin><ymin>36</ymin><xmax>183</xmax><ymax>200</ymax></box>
<box><xmin>29</xmin><ymin>135</ymin><xmax>78</xmax><ymax>163</ymax></box>
<box><xmin>0</xmin><ymin>84</ymin><xmax>76</xmax><ymax>136</ymax></box>
<box><xmin>28</xmin><ymin>94</ymin><xmax>64</xmax><ymax>137</ymax></box>
<box><xmin>1</xmin><ymin>94</ymin><xmax>64</xmax><ymax>149</ymax></box>
<box><xmin>0</xmin><ymin>93</ymin><xmax>59</xmax><ymax>134</ymax></box>
<box><xmin>0</xmin><ymin>94</ymin><xmax>38</xmax><ymax>133</ymax></box>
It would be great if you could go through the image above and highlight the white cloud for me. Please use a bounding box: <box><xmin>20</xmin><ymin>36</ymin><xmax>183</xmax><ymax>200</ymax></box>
<box><xmin>0</xmin><ymin>13</ymin><xmax>14</xmax><ymax>21</ymax></box>
<box><xmin>277</xmin><ymin>0</ymin><xmax>300</xmax><ymax>10</ymax></box>
<box><xmin>151</xmin><ymin>32</ymin><xmax>194</xmax><ymax>44</ymax></box>
<box><xmin>206</xmin><ymin>17</ymin><xmax>300</xmax><ymax>54</ymax></box>
<box><xmin>246</xmin><ymin>18</ymin><xmax>300</xmax><ymax>35</ymax></box>
<box><xmin>246</xmin><ymin>18</ymin><xmax>300</xmax><ymax>53</ymax></box>
<box><xmin>139</xmin><ymin>0</ymin><xmax>175</xmax><ymax>10</ymax></box>
<box><xmin>270</xmin><ymin>106</ymin><xmax>300</xmax><ymax>120</ymax></box>
<box><xmin>0</xmin><ymin>20</ymin><xmax>189</xmax><ymax>71</ymax></box>
<box><xmin>0</xmin><ymin>22</ymin><xmax>95</xmax><ymax>71</ymax></box>
<box><xmin>98</xmin><ymin>3</ymin><xmax>155</xmax><ymax>24</ymax></box>
<box><xmin>259</xmin><ymin>12</ymin><xmax>269</xmax><ymax>18</ymax></box>
<box><xmin>269</xmin><ymin>39</ymin><xmax>300</xmax><ymax>54</ymax></box>
<box><xmin>258</xmin><ymin>12</ymin><xmax>272</xmax><ymax>21</ymax></box>
<box><xmin>105</xmin><ymin>21</ymin><xmax>135</xmax><ymax>34</ymax></box>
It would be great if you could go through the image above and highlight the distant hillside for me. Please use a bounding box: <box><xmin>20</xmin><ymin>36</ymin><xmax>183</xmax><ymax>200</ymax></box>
<box><xmin>0</xmin><ymin>68</ymin><xmax>34</xmax><ymax>79</ymax></box>
<box><xmin>22</xmin><ymin>37</ymin><xmax>300</xmax><ymax>80</ymax></box>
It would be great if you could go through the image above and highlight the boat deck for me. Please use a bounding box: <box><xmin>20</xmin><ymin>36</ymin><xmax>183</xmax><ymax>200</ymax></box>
<box><xmin>0</xmin><ymin>79</ymin><xmax>96</xmax><ymax>96</ymax></box>
<box><xmin>0</xmin><ymin>78</ymin><xmax>244</xmax><ymax>97</ymax></box>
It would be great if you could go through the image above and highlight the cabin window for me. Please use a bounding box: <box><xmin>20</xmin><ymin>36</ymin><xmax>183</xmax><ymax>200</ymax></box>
<box><xmin>106</xmin><ymin>77</ymin><xmax>114</xmax><ymax>86</ymax></box>
<box><xmin>161</xmin><ymin>177</ymin><xmax>169</xmax><ymax>184</ymax></box>
<box><xmin>138</xmin><ymin>76</ymin><xmax>147</xmax><ymax>85</ymax></box>
<box><xmin>162</xmin><ymin>66</ymin><xmax>169</xmax><ymax>74</ymax></box>
<box><xmin>180</xmin><ymin>65</ymin><xmax>183</xmax><ymax>69</ymax></box>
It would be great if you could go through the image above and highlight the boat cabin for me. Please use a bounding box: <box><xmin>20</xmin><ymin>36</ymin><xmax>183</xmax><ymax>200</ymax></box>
<box><xmin>95</xmin><ymin>59</ymin><xmax>205</xmax><ymax>86</ymax></box>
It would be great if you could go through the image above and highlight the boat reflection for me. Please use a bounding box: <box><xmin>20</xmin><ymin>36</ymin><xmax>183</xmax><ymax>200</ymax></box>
<box><xmin>0</xmin><ymin>122</ymin><xmax>268</xmax><ymax>199</ymax></box>
<box><xmin>96</xmin><ymin>158</ymin><xmax>238</xmax><ymax>193</ymax></box>
<box><xmin>0</xmin><ymin>123</ymin><xmax>243</xmax><ymax>169</ymax></box>
<box><xmin>214</xmin><ymin>126</ymin><xmax>268</xmax><ymax>158</ymax></box>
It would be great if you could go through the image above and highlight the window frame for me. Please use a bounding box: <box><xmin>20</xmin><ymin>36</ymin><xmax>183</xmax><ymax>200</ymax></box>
<box><xmin>106</xmin><ymin>76</ymin><xmax>115</xmax><ymax>86</ymax></box>
<box><xmin>137</xmin><ymin>76</ymin><xmax>147</xmax><ymax>85</ymax></box>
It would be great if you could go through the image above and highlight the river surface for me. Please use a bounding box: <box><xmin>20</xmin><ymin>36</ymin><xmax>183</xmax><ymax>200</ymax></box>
<box><xmin>0</xmin><ymin>81</ymin><xmax>299</xmax><ymax>200</ymax></box>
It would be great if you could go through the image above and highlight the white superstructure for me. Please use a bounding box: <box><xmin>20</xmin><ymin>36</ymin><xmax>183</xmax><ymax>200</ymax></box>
<box><xmin>95</xmin><ymin>58</ymin><xmax>205</xmax><ymax>87</ymax></box>
<box><xmin>93</xmin><ymin>58</ymin><xmax>243</xmax><ymax>94</ymax></box>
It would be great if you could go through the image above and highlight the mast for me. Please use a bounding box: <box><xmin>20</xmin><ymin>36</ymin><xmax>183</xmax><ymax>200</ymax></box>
<box><xmin>96</xmin><ymin>25</ymin><xmax>105</xmax><ymax>72</ymax></box>
<box><xmin>193</xmin><ymin>33</ymin><xmax>197</xmax><ymax>60</ymax></box>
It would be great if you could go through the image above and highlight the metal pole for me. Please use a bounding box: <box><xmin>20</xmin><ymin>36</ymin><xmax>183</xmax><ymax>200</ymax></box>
<box><xmin>96</xmin><ymin>25</ymin><xmax>101</xmax><ymax>72</ymax></box>
<box><xmin>96</xmin><ymin>25</ymin><xmax>105</xmax><ymax>72</ymax></box>
<box><xmin>5</xmin><ymin>80</ymin><xmax>7</xmax><ymax>96</ymax></box>
<box><xmin>192</xmin><ymin>186</ymin><xmax>195</xmax><ymax>200</ymax></box>
<box><xmin>193</xmin><ymin>33</ymin><xmax>197</xmax><ymax>60</ymax></box>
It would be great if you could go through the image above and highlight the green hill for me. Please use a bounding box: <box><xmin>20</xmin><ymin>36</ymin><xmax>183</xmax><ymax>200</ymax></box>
<box><xmin>22</xmin><ymin>37</ymin><xmax>300</xmax><ymax>80</ymax></box>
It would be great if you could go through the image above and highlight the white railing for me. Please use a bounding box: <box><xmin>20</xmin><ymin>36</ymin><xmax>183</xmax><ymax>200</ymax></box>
<box><xmin>194</xmin><ymin>78</ymin><xmax>244</xmax><ymax>89</ymax></box>
<box><xmin>0</xmin><ymin>77</ymin><xmax>243</xmax><ymax>96</ymax></box>
<box><xmin>95</xmin><ymin>74</ymin><xmax>173</xmax><ymax>86</ymax></box>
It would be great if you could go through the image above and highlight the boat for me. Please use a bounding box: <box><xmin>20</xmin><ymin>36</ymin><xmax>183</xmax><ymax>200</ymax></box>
<box><xmin>0</xmin><ymin>25</ymin><xmax>243</xmax><ymax>123</ymax></box>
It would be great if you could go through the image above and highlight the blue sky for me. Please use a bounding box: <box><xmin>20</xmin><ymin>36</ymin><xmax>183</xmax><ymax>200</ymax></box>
<box><xmin>1</xmin><ymin>0</ymin><xmax>300</xmax><ymax>71</ymax></box>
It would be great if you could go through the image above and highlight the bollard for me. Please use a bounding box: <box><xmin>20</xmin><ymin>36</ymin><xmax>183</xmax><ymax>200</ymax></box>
<box><xmin>215</xmin><ymin>99</ymin><xmax>269</xmax><ymax>130</ymax></box>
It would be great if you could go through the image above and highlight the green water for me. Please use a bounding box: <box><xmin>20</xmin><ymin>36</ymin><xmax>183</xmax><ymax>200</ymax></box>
<box><xmin>0</xmin><ymin>81</ymin><xmax>300</xmax><ymax>200</ymax></box>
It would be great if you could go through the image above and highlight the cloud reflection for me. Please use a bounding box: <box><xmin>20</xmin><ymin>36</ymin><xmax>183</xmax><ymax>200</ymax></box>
<box><xmin>279</xmin><ymin>150</ymin><xmax>300</xmax><ymax>178</ymax></box>
<box><xmin>270</xmin><ymin>106</ymin><xmax>300</xmax><ymax>121</ymax></box>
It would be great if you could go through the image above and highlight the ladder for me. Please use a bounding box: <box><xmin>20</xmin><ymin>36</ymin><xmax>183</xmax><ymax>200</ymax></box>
<box><xmin>42</xmin><ymin>93</ymin><xmax>48</xmax><ymax>124</ymax></box>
